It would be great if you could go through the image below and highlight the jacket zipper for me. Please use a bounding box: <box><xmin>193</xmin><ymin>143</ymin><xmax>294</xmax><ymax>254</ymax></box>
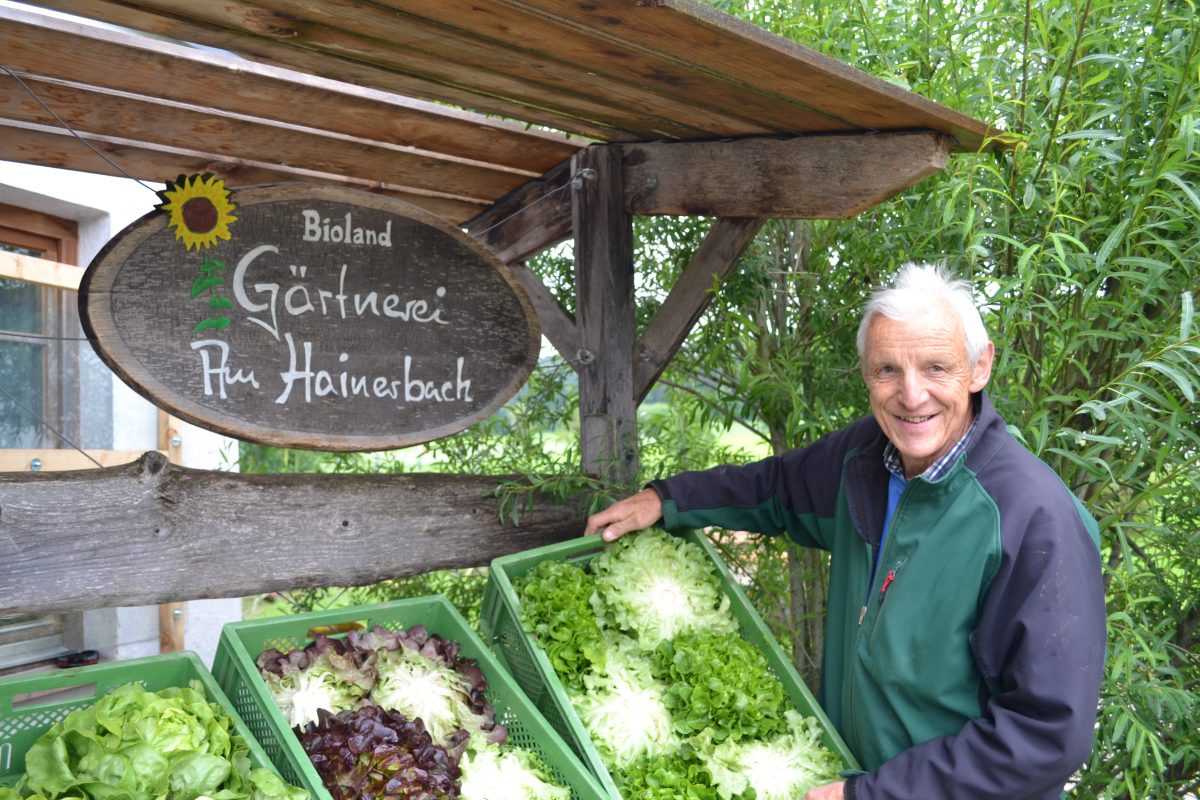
<box><xmin>848</xmin><ymin>485</ymin><xmax>908</xmax><ymax>753</ymax></box>
<box><xmin>868</xmin><ymin>556</ymin><xmax>908</xmax><ymax>647</ymax></box>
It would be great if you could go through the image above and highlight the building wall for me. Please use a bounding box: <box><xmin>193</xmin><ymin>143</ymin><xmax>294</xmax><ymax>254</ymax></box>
<box><xmin>1</xmin><ymin>160</ymin><xmax>243</xmax><ymax>668</ymax></box>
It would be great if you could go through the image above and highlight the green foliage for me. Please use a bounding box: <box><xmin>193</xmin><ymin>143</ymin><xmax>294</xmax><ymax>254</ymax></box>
<box><xmin>614</xmin><ymin>751</ymin><xmax>721</xmax><ymax>800</ymax></box>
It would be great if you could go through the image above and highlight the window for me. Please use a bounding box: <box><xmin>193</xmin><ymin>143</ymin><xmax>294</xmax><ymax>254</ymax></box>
<box><xmin>0</xmin><ymin>202</ymin><xmax>88</xmax><ymax>671</ymax></box>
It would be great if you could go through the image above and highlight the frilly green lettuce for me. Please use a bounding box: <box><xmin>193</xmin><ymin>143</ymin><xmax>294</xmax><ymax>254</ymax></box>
<box><xmin>458</xmin><ymin>746</ymin><xmax>568</xmax><ymax>800</ymax></box>
<box><xmin>570</xmin><ymin>634</ymin><xmax>678</xmax><ymax>769</ymax></box>
<box><xmin>614</xmin><ymin>751</ymin><xmax>721</xmax><ymax>800</ymax></box>
<box><xmin>652</xmin><ymin>630</ymin><xmax>787</xmax><ymax>743</ymax></box>
<box><xmin>515</xmin><ymin>560</ymin><xmax>606</xmax><ymax>691</ymax></box>
<box><xmin>698</xmin><ymin>709</ymin><xmax>844</xmax><ymax>800</ymax></box>
<box><xmin>591</xmin><ymin>528</ymin><xmax>738</xmax><ymax>650</ymax></box>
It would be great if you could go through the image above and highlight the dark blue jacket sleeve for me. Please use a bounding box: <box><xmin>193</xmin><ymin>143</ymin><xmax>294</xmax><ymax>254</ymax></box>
<box><xmin>648</xmin><ymin>423</ymin><xmax>857</xmax><ymax>550</ymax></box>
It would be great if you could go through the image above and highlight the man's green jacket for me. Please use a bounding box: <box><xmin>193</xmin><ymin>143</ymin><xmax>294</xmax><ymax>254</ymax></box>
<box><xmin>649</xmin><ymin>392</ymin><xmax>1105</xmax><ymax>800</ymax></box>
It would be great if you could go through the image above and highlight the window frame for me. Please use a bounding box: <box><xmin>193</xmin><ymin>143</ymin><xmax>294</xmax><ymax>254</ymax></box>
<box><xmin>0</xmin><ymin>202</ymin><xmax>85</xmax><ymax>672</ymax></box>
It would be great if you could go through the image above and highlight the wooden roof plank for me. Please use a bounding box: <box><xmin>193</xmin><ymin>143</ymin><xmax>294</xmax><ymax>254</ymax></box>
<box><xmin>506</xmin><ymin>0</ymin><xmax>1000</xmax><ymax>149</ymax></box>
<box><xmin>0</xmin><ymin>5</ymin><xmax>581</xmax><ymax>173</ymax></box>
<box><xmin>368</xmin><ymin>0</ymin><xmax>863</xmax><ymax>136</ymax></box>
<box><xmin>226</xmin><ymin>0</ymin><xmax>770</xmax><ymax>140</ymax></box>
<box><xmin>28</xmin><ymin>0</ymin><xmax>997</xmax><ymax>149</ymax></box>
<box><xmin>0</xmin><ymin>122</ymin><xmax>489</xmax><ymax>223</ymax></box>
<box><xmin>0</xmin><ymin>73</ymin><xmax>532</xmax><ymax>200</ymax></box>
<box><xmin>29</xmin><ymin>0</ymin><xmax>649</xmax><ymax>140</ymax></box>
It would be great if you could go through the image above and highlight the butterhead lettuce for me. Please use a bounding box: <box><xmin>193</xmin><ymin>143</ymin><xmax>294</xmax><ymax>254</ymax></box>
<box><xmin>3</xmin><ymin>682</ymin><xmax>307</xmax><ymax>800</ymax></box>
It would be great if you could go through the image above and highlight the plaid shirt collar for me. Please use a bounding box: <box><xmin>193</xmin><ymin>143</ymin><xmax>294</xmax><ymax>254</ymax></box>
<box><xmin>883</xmin><ymin>395</ymin><xmax>982</xmax><ymax>482</ymax></box>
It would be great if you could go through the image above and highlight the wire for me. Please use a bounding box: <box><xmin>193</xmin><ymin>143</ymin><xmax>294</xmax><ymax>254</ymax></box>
<box><xmin>469</xmin><ymin>167</ymin><xmax>595</xmax><ymax>238</ymax></box>
<box><xmin>0</xmin><ymin>382</ymin><xmax>104</xmax><ymax>468</ymax></box>
<box><xmin>0</xmin><ymin>66</ymin><xmax>160</xmax><ymax>196</ymax></box>
<box><xmin>0</xmin><ymin>331</ymin><xmax>89</xmax><ymax>341</ymax></box>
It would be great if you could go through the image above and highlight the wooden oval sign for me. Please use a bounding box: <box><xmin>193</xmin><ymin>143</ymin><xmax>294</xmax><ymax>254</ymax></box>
<box><xmin>80</xmin><ymin>181</ymin><xmax>540</xmax><ymax>450</ymax></box>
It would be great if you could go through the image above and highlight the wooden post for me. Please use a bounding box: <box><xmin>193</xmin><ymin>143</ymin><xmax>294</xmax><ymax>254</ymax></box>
<box><xmin>156</xmin><ymin>411</ymin><xmax>186</xmax><ymax>653</ymax></box>
<box><xmin>573</xmin><ymin>145</ymin><xmax>638</xmax><ymax>489</ymax></box>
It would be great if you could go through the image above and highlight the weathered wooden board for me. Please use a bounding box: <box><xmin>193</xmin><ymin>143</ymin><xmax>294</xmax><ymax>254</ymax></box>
<box><xmin>508</xmin><ymin>0</ymin><xmax>997</xmax><ymax>149</ymax></box>
<box><xmin>466</xmin><ymin>160</ymin><xmax>574</xmax><ymax>266</ymax></box>
<box><xmin>0</xmin><ymin>74</ymin><xmax>534</xmax><ymax>201</ymax></box>
<box><xmin>0</xmin><ymin>5</ymin><xmax>578</xmax><ymax>173</ymax></box>
<box><xmin>81</xmin><ymin>182</ymin><xmax>541</xmax><ymax>450</ymax></box>
<box><xmin>622</xmin><ymin>132</ymin><xmax>950</xmax><ymax>218</ymax></box>
<box><xmin>0</xmin><ymin>453</ymin><xmax>587</xmax><ymax>616</ymax></box>
<box><xmin>23</xmin><ymin>0</ymin><xmax>633</xmax><ymax>142</ymax></box>
<box><xmin>30</xmin><ymin>0</ymin><xmax>998</xmax><ymax>148</ymax></box>
<box><xmin>573</xmin><ymin>146</ymin><xmax>638</xmax><ymax>487</ymax></box>
<box><xmin>0</xmin><ymin>124</ymin><xmax>489</xmax><ymax>223</ymax></box>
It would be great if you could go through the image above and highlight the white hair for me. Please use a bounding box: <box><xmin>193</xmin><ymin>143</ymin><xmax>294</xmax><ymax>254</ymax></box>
<box><xmin>856</xmin><ymin>262</ymin><xmax>990</xmax><ymax>365</ymax></box>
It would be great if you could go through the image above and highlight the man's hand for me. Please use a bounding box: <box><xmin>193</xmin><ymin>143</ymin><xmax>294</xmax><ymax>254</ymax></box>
<box><xmin>804</xmin><ymin>781</ymin><xmax>845</xmax><ymax>799</ymax></box>
<box><xmin>584</xmin><ymin>487</ymin><xmax>663</xmax><ymax>542</ymax></box>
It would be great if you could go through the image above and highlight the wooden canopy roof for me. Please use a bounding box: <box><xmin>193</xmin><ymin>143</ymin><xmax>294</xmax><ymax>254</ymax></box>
<box><xmin>0</xmin><ymin>2</ymin><xmax>1008</xmax><ymax>617</ymax></box>
<box><xmin>1</xmin><ymin>0</ymin><xmax>998</xmax><ymax>232</ymax></box>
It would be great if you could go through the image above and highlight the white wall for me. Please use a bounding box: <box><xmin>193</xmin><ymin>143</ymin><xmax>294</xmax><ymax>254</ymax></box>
<box><xmin>1</xmin><ymin>160</ymin><xmax>243</xmax><ymax>667</ymax></box>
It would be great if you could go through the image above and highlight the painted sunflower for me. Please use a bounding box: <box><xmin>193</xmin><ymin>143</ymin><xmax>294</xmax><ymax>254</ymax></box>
<box><xmin>158</xmin><ymin>174</ymin><xmax>237</xmax><ymax>251</ymax></box>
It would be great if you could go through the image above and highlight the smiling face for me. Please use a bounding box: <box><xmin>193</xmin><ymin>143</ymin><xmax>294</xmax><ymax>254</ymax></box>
<box><xmin>861</xmin><ymin>301</ymin><xmax>994</xmax><ymax>478</ymax></box>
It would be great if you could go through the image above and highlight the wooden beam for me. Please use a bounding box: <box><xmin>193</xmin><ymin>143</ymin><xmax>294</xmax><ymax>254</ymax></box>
<box><xmin>620</xmin><ymin>132</ymin><xmax>950</xmax><ymax>218</ymax></box>
<box><xmin>0</xmin><ymin>5</ymin><xmax>579</xmax><ymax>173</ymax></box>
<box><xmin>509</xmin><ymin>263</ymin><xmax>580</xmax><ymax>365</ymax></box>
<box><xmin>0</xmin><ymin>453</ymin><xmax>586</xmax><ymax>616</ymax></box>
<box><xmin>573</xmin><ymin>145</ymin><xmax>637</xmax><ymax>488</ymax></box>
<box><xmin>634</xmin><ymin>218</ymin><xmax>764</xmax><ymax>403</ymax></box>
<box><xmin>465</xmin><ymin>160</ymin><xmax>580</xmax><ymax>364</ymax></box>
<box><xmin>465</xmin><ymin>160</ymin><xmax>574</xmax><ymax>264</ymax></box>
<box><xmin>0</xmin><ymin>123</ymin><xmax>488</xmax><ymax>224</ymax></box>
<box><xmin>0</xmin><ymin>250</ymin><xmax>83</xmax><ymax>290</ymax></box>
<box><xmin>0</xmin><ymin>73</ymin><xmax>529</xmax><ymax>201</ymax></box>
<box><xmin>0</xmin><ymin>450</ymin><xmax>151</xmax><ymax>472</ymax></box>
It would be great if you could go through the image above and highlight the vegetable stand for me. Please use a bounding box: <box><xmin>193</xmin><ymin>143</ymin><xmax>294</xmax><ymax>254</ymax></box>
<box><xmin>0</xmin><ymin>651</ymin><xmax>292</xmax><ymax>793</ymax></box>
<box><xmin>482</xmin><ymin>528</ymin><xmax>860</xmax><ymax>798</ymax></box>
<box><xmin>210</xmin><ymin>595</ymin><xmax>607</xmax><ymax>800</ymax></box>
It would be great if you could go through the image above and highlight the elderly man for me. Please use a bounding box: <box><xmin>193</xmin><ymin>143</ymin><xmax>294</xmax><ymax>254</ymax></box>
<box><xmin>585</xmin><ymin>263</ymin><xmax>1106</xmax><ymax>800</ymax></box>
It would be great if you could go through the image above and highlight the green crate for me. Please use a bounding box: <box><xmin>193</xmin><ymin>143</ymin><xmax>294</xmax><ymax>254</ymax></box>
<box><xmin>211</xmin><ymin>595</ymin><xmax>607</xmax><ymax>800</ymax></box>
<box><xmin>481</xmin><ymin>529</ymin><xmax>861</xmax><ymax>799</ymax></box>
<box><xmin>0</xmin><ymin>650</ymin><xmax>292</xmax><ymax>793</ymax></box>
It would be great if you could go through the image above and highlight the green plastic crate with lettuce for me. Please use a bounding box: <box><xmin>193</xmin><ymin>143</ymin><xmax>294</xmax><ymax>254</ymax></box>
<box><xmin>0</xmin><ymin>652</ymin><xmax>307</xmax><ymax>800</ymax></box>
<box><xmin>483</xmin><ymin>528</ymin><xmax>859</xmax><ymax>800</ymax></box>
